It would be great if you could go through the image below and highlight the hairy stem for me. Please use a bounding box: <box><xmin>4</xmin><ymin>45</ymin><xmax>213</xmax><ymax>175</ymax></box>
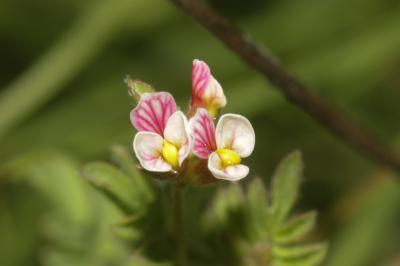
<box><xmin>171</xmin><ymin>183</ymin><xmax>186</xmax><ymax>266</ymax></box>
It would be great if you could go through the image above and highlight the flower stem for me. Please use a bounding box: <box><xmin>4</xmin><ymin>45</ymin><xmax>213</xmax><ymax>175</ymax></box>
<box><xmin>171</xmin><ymin>182</ymin><xmax>186</xmax><ymax>266</ymax></box>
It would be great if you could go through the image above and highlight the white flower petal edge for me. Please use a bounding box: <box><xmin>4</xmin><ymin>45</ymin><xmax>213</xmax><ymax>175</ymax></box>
<box><xmin>178</xmin><ymin>142</ymin><xmax>191</xmax><ymax>167</ymax></box>
<box><xmin>208</xmin><ymin>152</ymin><xmax>249</xmax><ymax>181</ymax></box>
<box><xmin>215</xmin><ymin>114</ymin><xmax>255</xmax><ymax>158</ymax></box>
<box><xmin>164</xmin><ymin>111</ymin><xmax>191</xmax><ymax>166</ymax></box>
<box><xmin>203</xmin><ymin>77</ymin><xmax>227</xmax><ymax>108</ymax></box>
<box><xmin>133</xmin><ymin>132</ymin><xmax>172</xmax><ymax>172</ymax></box>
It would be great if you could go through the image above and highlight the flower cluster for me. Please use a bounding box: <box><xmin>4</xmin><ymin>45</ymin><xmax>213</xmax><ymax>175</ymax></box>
<box><xmin>130</xmin><ymin>60</ymin><xmax>255</xmax><ymax>182</ymax></box>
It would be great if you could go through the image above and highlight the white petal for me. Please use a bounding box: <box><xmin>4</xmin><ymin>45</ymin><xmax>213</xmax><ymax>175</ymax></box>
<box><xmin>203</xmin><ymin>77</ymin><xmax>227</xmax><ymax>108</ymax></box>
<box><xmin>215</xmin><ymin>114</ymin><xmax>255</xmax><ymax>158</ymax></box>
<box><xmin>164</xmin><ymin>111</ymin><xmax>190</xmax><ymax>147</ymax></box>
<box><xmin>208</xmin><ymin>152</ymin><xmax>249</xmax><ymax>181</ymax></box>
<box><xmin>178</xmin><ymin>141</ymin><xmax>191</xmax><ymax>166</ymax></box>
<box><xmin>133</xmin><ymin>132</ymin><xmax>172</xmax><ymax>172</ymax></box>
<box><xmin>164</xmin><ymin>111</ymin><xmax>191</xmax><ymax>166</ymax></box>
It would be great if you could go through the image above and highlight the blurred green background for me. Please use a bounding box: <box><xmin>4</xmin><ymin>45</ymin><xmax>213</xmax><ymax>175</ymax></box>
<box><xmin>0</xmin><ymin>0</ymin><xmax>400</xmax><ymax>265</ymax></box>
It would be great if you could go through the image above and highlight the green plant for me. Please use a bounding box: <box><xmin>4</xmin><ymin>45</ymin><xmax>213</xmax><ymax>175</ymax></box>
<box><xmin>81</xmin><ymin>148</ymin><xmax>326</xmax><ymax>266</ymax></box>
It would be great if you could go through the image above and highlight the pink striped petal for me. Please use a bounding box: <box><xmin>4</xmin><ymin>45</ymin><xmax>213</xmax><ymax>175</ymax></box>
<box><xmin>133</xmin><ymin>132</ymin><xmax>172</xmax><ymax>172</ymax></box>
<box><xmin>192</xmin><ymin>59</ymin><xmax>211</xmax><ymax>97</ymax></box>
<box><xmin>189</xmin><ymin>108</ymin><xmax>217</xmax><ymax>159</ymax></box>
<box><xmin>208</xmin><ymin>152</ymin><xmax>249</xmax><ymax>181</ymax></box>
<box><xmin>130</xmin><ymin>92</ymin><xmax>177</xmax><ymax>135</ymax></box>
<box><xmin>163</xmin><ymin>111</ymin><xmax>191</xmax><ymax>166</ymax></box>
<box><xmin>216</xmin><ymin>114</ymin><xmax>255</xmax><ymax>158</ymax></box>
<box><xmin>191</xmin><ymin>60</ymin><xmax>226</xmax><ymax>112</ymax></box>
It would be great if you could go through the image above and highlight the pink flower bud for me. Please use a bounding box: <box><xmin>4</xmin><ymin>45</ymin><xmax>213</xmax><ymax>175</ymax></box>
<box><xmin>190</xmin><ymin>59</ymin><xmax>226</xmax><ymax>117</ymax></box>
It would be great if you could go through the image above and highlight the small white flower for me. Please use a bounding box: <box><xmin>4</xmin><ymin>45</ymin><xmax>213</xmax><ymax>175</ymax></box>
<box><xmin>131</xmin><ymin>92</ymin><xmax>190</xmax><ymax>172</ymax></box>
<box><xmin>190</xmin><ymin>108</ymin><xmax>255</xmax><ymax>181</ymax></box>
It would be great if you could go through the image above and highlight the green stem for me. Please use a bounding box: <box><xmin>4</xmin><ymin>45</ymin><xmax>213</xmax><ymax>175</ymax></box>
<box><xmin>171</xmin><ymin>183</ymin><xmax>186</xmax><ymax>266</ymax></box>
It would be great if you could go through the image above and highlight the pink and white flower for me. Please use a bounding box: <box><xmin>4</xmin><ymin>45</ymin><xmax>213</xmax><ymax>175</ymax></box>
<box><xmin>190</xmin><ymin>59</ymin><xmax>227</xmax><ymax>117</ymax></box>
<box><xmin>189</xmin><ymin>108</ymin><xmax>255</xmax><ymax>181</ymax></box>
<box><xmin>131</xmin><ymin>92</ymin><xmax>191</xmax><ymax>172</ymax></box>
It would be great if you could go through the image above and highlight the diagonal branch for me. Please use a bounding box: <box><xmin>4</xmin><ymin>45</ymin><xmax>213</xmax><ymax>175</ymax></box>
<box><xmin>168</xmin><ymin>0</ymin><xmax>400</xmax><ymax>171</ymax></box>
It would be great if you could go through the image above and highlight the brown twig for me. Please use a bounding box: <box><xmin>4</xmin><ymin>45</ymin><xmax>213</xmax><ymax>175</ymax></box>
<box><xmin>168</xmin><ymin>0</ymin><xmax>400</xmax><ymax>171</ymax></box>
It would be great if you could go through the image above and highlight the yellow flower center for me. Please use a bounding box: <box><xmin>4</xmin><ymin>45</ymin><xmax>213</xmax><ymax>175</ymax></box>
<box><xmin>216</xmin><ymin>149</ymin><xmax>241</xmax><ymax>168</ymax></box>
<box><xmin>162</xmin><ymin>140</ymin><xmax>179</xmax><ymax>169</ymax></box>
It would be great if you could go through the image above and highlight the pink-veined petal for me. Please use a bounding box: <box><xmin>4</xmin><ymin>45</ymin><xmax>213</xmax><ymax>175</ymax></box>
<box><xmin>191</xmin><ymin>59</ymin><xmax>226</xmax><ymax>111</ymax></box>
<box><xmin>208</xmin><ymin>152</ymin><xmax>249</xmax><ymax>181</ymax></box>
<box><xmin>192</xmin><ymin>59</ymin><xmax>211</xmax><ymax>97</ymax></box>
<box><xmin>216</xmin><ymin>114</ymin><xmax>255</xmax><ymax>158</ymax></box>
<box><xmin>130</xmin><ymin>92</ymin><xmax>177</xmax><ymax>135</ymax></box>
<box><xmin>189</xmin><ymin>108</ymin><xmax>217</xmax><ymax>159</ymax></box>
<box><xmin>163</xmin><ymin>111</ymin><xmax>191</xmax><ymax>166</ymax></box>
<box><xmin>133</xmin><ymin>132</ymin><xmax>172</xmax><ymax>172</ymax></box>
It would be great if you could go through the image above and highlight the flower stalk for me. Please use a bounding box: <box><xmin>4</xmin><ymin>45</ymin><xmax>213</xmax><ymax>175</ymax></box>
<box><xmin>128</xmin><ymin>59</ymin><xmax>256</xmax><ymax>263</ymax></box>
<box><xmin>171</xmin><ymin>182</ymin><xmax>186</xmax><ymax>266</ymax></box>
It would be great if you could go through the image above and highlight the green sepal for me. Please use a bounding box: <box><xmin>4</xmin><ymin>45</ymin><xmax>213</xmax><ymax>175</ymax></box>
<box><xmin>125</xmin><ymin>77</ymin><xmax>155</xmax><ymax>103</ymax></box>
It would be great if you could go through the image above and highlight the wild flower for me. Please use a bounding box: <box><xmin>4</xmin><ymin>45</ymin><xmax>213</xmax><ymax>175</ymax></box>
<box><xmin>130</xmin><ymin>59</ymin><xmax>255</xmax><ymax>182</ymax></box>
<box><xmin>189</xmin><ymin>108</ymin><xmax>255</xmax><ymax>181</ymax></box>
<box><xmin>131</xmin><ymin>92</ymin><xmax>191</xmax><ymax>172</ymax></box>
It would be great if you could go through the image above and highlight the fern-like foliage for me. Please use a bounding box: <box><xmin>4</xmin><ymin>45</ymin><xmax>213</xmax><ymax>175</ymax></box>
<box><xmin>81</xmin><ymin>148</ymin><xmax>327</xmax><ymax>265</ymax></box>
<box><xmin>202</xmin><ymin>151</ymin><xmax>327</xmax><ymax>266</ymax></box>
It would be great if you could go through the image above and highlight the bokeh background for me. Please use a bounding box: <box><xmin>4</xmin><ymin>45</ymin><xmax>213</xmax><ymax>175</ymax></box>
<box><xmin>1</xmin><ymin>0</ymin><xmax>400</xmax><ymax>265</ymax></box>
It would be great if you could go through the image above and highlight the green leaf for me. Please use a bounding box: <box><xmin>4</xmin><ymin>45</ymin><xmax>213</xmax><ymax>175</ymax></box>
<box><xmin>246</xmin><ymin>177</ymin><xmax>270</xmax><ymax>239</ymax></box>
<box><xmin>82</xmin><ymin>162</ymin><xmax>147</xmax><ymax>214</ymax></box>
<box><xmin>111</xmin><ymin>214</ymin><xmax>143</xmax><ymax>240</ymax></box>
<box><xmin>0</xmin><ymin>150</ymin><xmax>92</xmax><ymax>224</ymax></box>
<box><xmin>274</xmin><ymin>211</ymin><xmax>316</xmax><ymax>244</ymax></box>
<box><xmin>272</xmin><ymin>243</ymin><xmax>327</xmax><ymax>266</ymax></box>
<box><xmin>128</xmin><ymin>255</ymin><xmax>172</xmax><ymax>266</ymax></box>
<box><xmin>111</xmin><ymin>225</ymin><xmax>141</xmax><ymax>241</ymax></box>
<box><xmin>226</xmin><ymin>183</ymin><xmax>245</xmax><ymax>209</ymax></box>
<box><xmin>271</xmin><ymin>150</ymin><xmax>303</xmax><ymax>226</ymax></box>
<box><xmin>202</xmin><ymin>184</ymin><xmax>245</xmax><ymax>232</ymax></box>
<box><xmin>110</xmin><ymin>144</ymin><xmax>154</xmax><ymax>203</ymax></box>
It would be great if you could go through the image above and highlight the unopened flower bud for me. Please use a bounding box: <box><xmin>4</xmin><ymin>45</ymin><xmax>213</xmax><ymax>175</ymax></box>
<box><xmin>125</xmin><ymin>76</ymin><xmax>155</xmax><ymax>103</ymax></box>
<box><xmin>190</xmin><ymin>59</ymin><xmax>226</xmax><ymax>118</ymax></box>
